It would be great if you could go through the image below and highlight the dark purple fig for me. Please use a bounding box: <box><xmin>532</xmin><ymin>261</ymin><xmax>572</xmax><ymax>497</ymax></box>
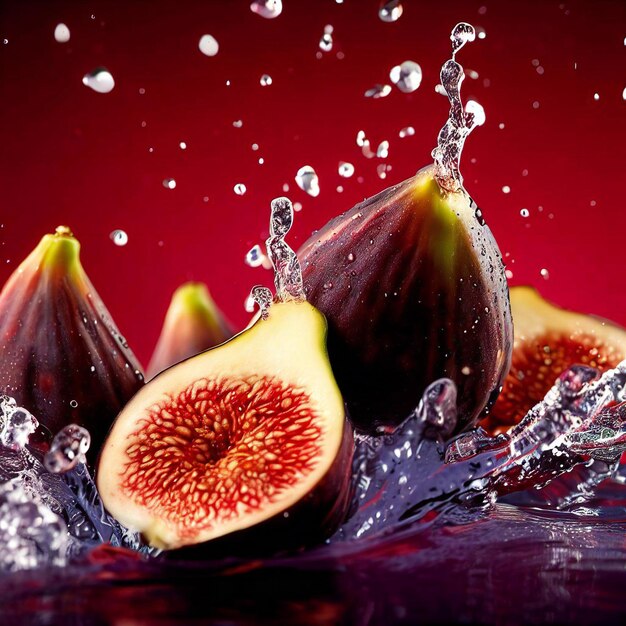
<box><xmin>147</xmin><ymin>282</ymin><xmax>233</xmax><ymax>379</ymax></box>
<box><xmin>299</xmin><ymin>165</ymin><xmax>512</xmax><ymax>433</ymax></box>
<box><xmin>0</xmin><ymin>226</ymin><xmax>145</xmax><ymax>459</ymax></box>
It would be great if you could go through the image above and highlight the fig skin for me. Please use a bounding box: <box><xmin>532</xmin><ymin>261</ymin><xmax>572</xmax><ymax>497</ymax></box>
<box><xmin>299</xmin><ymin>166</ymin><xmax>512</xmax><ymax>433</ymax></box>
<box><xmin>98</xmin><ymin>301</ymin><xmax>352</xmax><ymax>555</ymax></box>
<box><xmin>0</xmin><ymin>226</ymin><xmax>144</xmax><ymax>460</ymax></box>
<box><xmin>484</xmin><ymin>286</ymin><xmax>626</xmax><ymax>433</ymax></box>
<box><xmin>147</xmin><ymin>282</ymin><xmax>233</xmax><ymax>379</ymax></box>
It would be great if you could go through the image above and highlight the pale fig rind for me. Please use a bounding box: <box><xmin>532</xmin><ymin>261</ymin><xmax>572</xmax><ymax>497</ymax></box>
<box><xmin>0</xmin><ymin>227</ymin><xmax>144</xmax><ymax>459</ymax></box>
<box><xmin>147</xmin><ymin>282</ymin><xmax>233</xmax><ymax>379</ymax></box>
<box><xmin>299</xmin><ymin>166</ymin><xmax>512</xmax><ymax>432</ymax></box>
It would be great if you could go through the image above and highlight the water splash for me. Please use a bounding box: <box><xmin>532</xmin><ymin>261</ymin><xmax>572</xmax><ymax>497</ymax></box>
<box><xmin>431</xmin><ymin>23</ymin><xmax>484</xmax><ymax>194</ymax></box>
<box><xmin>0</xmin><ymin>400</ymin><xmax>38</xmax><ymax>451</ymax></box>
<box><xmin>248</xmin><ymin>286</ymin><xmax>273</xmax><ymax>320</ymax></box>
<box><xmin>265</xmin><ymin>197</ymin><xmax>305</xmax><ymax>303</ymax></box>
<box><xmin>44</xmin><ymin>425</ymin><xmax>91</xmax><ymax>474</ymax></box>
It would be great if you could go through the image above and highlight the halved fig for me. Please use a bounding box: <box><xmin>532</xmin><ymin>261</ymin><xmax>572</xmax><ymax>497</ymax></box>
<box><xmin>147</xmin><ymin>282</ymin><xmax>233</xmax><ymax>379</ymax></box>
<box><xmin>484</xmin><ymin>286</ymin><xmax>626</xmax><ymax>433</ymax></box>
<box><xmin>97</xmin><ymin>300</ymin><xmax>352</xmax><ymax>554</ymax></box>
<box><xmin>0</xmin><ymin>226</ymin><xmax>144</xmax><ymax>459</ymax></box>
<box><xmin>299</xmin><ymin>165</ymin><xmax>512</xmax><ymax>433</ymax></box>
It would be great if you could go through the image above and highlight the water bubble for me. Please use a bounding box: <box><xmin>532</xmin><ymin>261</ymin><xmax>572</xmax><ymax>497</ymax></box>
<box><xmin>398</xmin><ymin>126</ymin><xmax>415</xmax><ymax>138</ymax></box>
<box><xmin>198</xmin><ymin>34</ymin><xmax>219</xmax><ymax>57</ymax></box>
<box><xmin>163</xmin><ymin>178</ymin><xmax>177</xmax><ymax>189</ymax></box>
<box><xmin>250</xmin><ymin>0</ymin><xmax>282</xmax><ymax>19</ymax></box>
<box><xmin>319</xmin><ymin>25</ymin><xmax>333</xmax><ymax>52</ymax></box>
<box><xmin>376</xmin><ymin>140</ymin><xmax>389</xmax><ymax>158</ymax></box>
<box><xmin>44</xmin><ymin>425</ymin><xmax>91</xmax><ymax>474</ymax></box>
<box><xmin>110</xmin><ymin>230</ymin><xmax>128</xmax><ymax>246</ymax></box>
<box><xmin>520</xmin><ymin>208</ymin><xmax>529</xmax><ymax>218</ymax></box>
<box><xmin>54</xmin><ymin>23</ymin><xmax>70</xmax><ymax>43</ymax></box>
<box><xmin>389</xmin><ymin>60</ymin><xmax>422</xmax><ymax>93</ymax></box>
<box><xmin>260</xmin><ymin>74</ymin><xmax>273</xmax><ymax>86</ymax></box>
<box><xmin>82</xmin><ymin>68</ymin><xmax>115</xmax><ymax>94</ymax></box>
<box><xmin>338</xmin><ymin>161</ymin><xmax>355</xmax><ymax>178</ymax></box>
<box><xmin>532</xmin><ymin>100</ymin><xmax>540</xmax><ymax>109</ymax></box>
<box><xmin>295</xmin><ymin>165</ymin><xmax>320</xmax><ymax>197</ymax></box>
<box><xmin>379</xmin><ymin>0</ymin><xmax>403</xmax><ymax>22</ymax></box>
<box><xmin>364</xmin><ymin>84</ymin><xmax>392</xmax><ymax>99</ymax></box>
<box><xmin>69</xmin><ymin>400</ymin><xmax>78</xmax><ymax>408</ymax></box>
<box><xmin>502</xmin><ymin>185</ymin><xmax>511</xmax><ymax>194</ymax></box>
<box><xmin>234</xmin><ymin>183</ymin><xmax>247</xmax><ymax>196</ymax></box>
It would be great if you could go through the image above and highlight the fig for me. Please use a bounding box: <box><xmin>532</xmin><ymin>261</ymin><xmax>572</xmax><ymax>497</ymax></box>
<box><xmin>147</xmin><ymin>282</ymin><xmax>233</xmax><ymax>379</ymax></box>
<box><xmin>97</xmin><ymin>299</ymin><xmax>352</xmax><ymax>554</ymax></box>
<box><xmin>0</xmin><ymin>226</ymin><xmax>144</xmax><ymax>459</ymax></box>
<box><xmin>484</xmin><ymin>286</ymin><xmax>626</xmax><ymax>433</ymax></box>
<box><xmin>299</xmin><ymin>166</ymin><xmax>512</xmax><ymax>432</ymax></box>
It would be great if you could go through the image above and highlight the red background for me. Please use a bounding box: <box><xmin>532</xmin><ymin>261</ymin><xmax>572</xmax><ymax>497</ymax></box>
<box><xmin>1</xmin><ymin>0</ymin><xmax>625</xmax><ymax>367</ymax></box>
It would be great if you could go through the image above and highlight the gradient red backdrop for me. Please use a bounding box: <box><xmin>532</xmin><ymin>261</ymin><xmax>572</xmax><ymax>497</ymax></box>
<box><xmin>1</xmin><ymin>0</ymin><xmax>625</xmax><ymax>366</ymax></box>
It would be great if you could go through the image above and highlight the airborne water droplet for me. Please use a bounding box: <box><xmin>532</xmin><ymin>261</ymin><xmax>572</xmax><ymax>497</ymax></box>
<box><xmin>110</xmin><ymin>230</ymin><xmax>128</xmax><ymax>246</ymax></box>
<box><xmin>234</xmin><ymin>183</ymin><xmax>247</xmax><ymax>196</ymax></box>
<box><xmin>295</xmin><ymin>166</ymin><xmax>320</xmax><ymax>197</ymax></box>
<box><xmin>44</xmin><ymin>425</ymin><xmax>91</xmax><ymax>474</ymax></box>
<box><xmin>520</xmin><ymin>208</ymin><xmax>529</xmax><ymax>218</ymax></box>
<box><xmin>379</xmin><ymin>0</ymin><xmax>403</xmax><ymax>22</ymax></box>
<box><xmin>364</xmin><ymin>84</ymin><xmax>392</xmax><ymax>99</ymax></box>
<box><xmin>399</xmin><ymin>126</ymin><xmax>415</xmax><ymax>138</ymax></box>
<box><xmin>376</xmin><ymin>140</ymin><xmax>389</xmax><ymax>158</ymax></box>
<box><xmin>260</xmin><ymin>74</ymin><xmax>273</xmax><ymax>86</ymax></box>
<box><xmin>198</xmin><ymin>34</ymin><xmax>219</xmax><ymax>57</ymax></box>
<box><xmin>389</xmin><ymin>61</ymin><xmax>422</xmax><ymax>93</ymax></box>
<box><xmin>250</xmin><ymin>0</ymin><xmax>282</xmax><ymax>19</ymax></box>
<box><xmin>465</xmin><ymin>99</ymin><xmax>486</xmax><ymax>126</ymax></box>
<box><xmin>338</xmin><ymin>161</ymin><xmax>355</xmax><ymax>178</ymax></box>
<box><xmin>163</xmin><ymin>178</ymin><xmax>177</xmax><ymax>189</ymax></box>
<box><xmin>319</xmin><ymin>25</ymin><xmax>334</xmax><ymax>52</ymax></box>
<box><xmin>450</xmin><ymin>22</ymin><xmax>476</xmax><ymax>57</ymax></box>
<box><xmin>82</xmin><ymin>68</ymin><xmax>115</xmax><ymax>94</ymax></box>
<box><xmin>245</xmin><ymin>244</ymin><xmax>268</xmax><ymax>268</ymax></box>
<box><xmin>54</xmin><ymin>23</ymin><xmax>70</xmax><ymax>43</ymax></box>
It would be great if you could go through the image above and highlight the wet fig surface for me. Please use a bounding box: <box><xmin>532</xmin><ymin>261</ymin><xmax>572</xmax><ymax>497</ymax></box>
<box><xmin>0</xmin><ymin>227</ymin><xmax>144</xmax><ymax>460</ymax></box>
<box><xmin>300</xmin><ymin>166</ymin><xmax>512</xmax><ymax>432</ymax></box>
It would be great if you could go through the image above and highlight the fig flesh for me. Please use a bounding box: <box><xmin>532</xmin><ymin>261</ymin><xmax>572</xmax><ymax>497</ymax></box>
<box><xmin>484</xmin><ymin>286</ymin><xmax>626</xmax><ymax>433</ymax></box>
<box><xmin>147</xmin><ymin>282</ymin><xmax>233</xmax><ymax>379</ymax></box>
<box><xmin>97</xmin><ymin>300</ymin><xmax>352</xmax><ymax>554</ymax></box>
<box><xmin>0</xmin><ymin>227</ymin><xmax>144</xmax><ymax>460</ymax></box>
<box><xmin>299</xmin><ymin>166</ymin><xmax>512</xmax><ymax>433</ymax></box>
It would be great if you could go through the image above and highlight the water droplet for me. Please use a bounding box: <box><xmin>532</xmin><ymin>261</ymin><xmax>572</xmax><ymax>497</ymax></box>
<box><xmin>198</xmin><ymin>34</ymin><xmax>219</xmax><ymax>57</ymax></box>
<box><xmin>179</xmin><ymin>141</ymin><xmax>187</xmax><ymax>150</ymax></box>
<box><xmin>461</xmin><ymin>366</ymin><xmax>472</xmax><ymax>375</ymax></box>
<box><xmin>245</xmin><ymin>244</ymin><xmax>267</xmax><ymax>268</ymax></box>
<box><xmin>541</xmin><ymin>268</ymin><xmax>550</xmax><ymax>280</ymax></box>
<box><xmin>379</xmin><ymin>0</ymin><xmax>403</xmax><ymax>22</ymax></box>
<box><xmin>295</xmin><ymin>165</ymin><xmax>320</xmax><ymax>197</ymax></box>
<box><xmin>110</xmin><ymin>230</ymin><xmax>128</xmax><ymax>246</ymax></box>
<box><xmin>505</xmin><ymin>269</ymin><xmax>514</xmax><ymax>280</ymax></box>
<box><xmin>0</xmin><ymin>406</ymin><xmax>38</xmax><ymax>450</ymax></box>
<box><xmin>233</xmin><ymin>120</ymin><xmax>243</xmax><ymax>128</ymax></box>
<box><xmin>465</xmin><ymin>99</ymin><xmax>486</xmax><ymax>126</ymax></box>
<box><xmin>450</xmin><ymin>22</ymin><xmax>476</xmax><ymax>57</ymax></box>
<box><xmin>376</xmin><ymin>140</ymin><xmax>389</xmax><ymax>158</ymax></box>
<box><xmin>502</xmin><ymin>185</ymin><xmax>511</xmax><ymax>194</ymax></box>
<box><xmin>44</xmin><ymin>425</ymin><xmax>91</xmax><ymax>474</ymax></box>
<box><xmin>389</xmin><ymin>60</ymin><xmax>422</xmax><ymax>93</ymax></box>
<box><xmin>377</xmin><ymin>163</ymin><xmax>390</xmax><ymax>179</ymax></box>
<box><xmin>260</xmin><ymin>74</ymin><xmax>273</xmax><ymax>86</ymax></box>
<box><xmin>593</xmin><ymin>92</ymin><xmax>600</xmax><ymax>101</ymax></box>
<box><xmin>69</xmin><ymin>400</ymin><xmax>78</xmax><ymax>408</ymax></box>
<box><xmin>520</xmin><ymin>208</ymin><xmax>529</xmax><ymax>218</ymax></box>
<box><xmin>163</xmin><ymin>178</ymin><xmax>177</xmax><ymax>189</ymax></box>
<box><xmin>338</xmin><ymin>161</ymin><xmax>355</xmax><ymax>178</ymax></box>
<box><xmin>347</xmin><ymin>252</ymin><xmax>355</xmax><ymax>262</ymax></box>
<box><xmin>356</xmin><ymin>130</ymin><xmax>367</xmax><ymax>147</ymax></box>
<box><xmin>365</xmin><ymin>84</ymin><xmax>392</xmax><ymax>99</ymax></box>
<box><xmin>466</xmin><ymin>68</ymin><xmax>479</xmax><ymax>79</ymax></box>
<box><xmin>398</xmin><ymin>126</ymin><xmax>415</xmax><ymax>138</ymax></box>
<box><xmin>622</xmin><ymin>87</ymin><xmax>626</xmax><ymax>101</ymax></box>
<box><xmin>319</xmin><ymin>25</ymin><xmax>333</xmax><ymax>52</ymax></box>
<box><xmin>82</xmin><ymin>68</ymin><xmax>115</xmax><ymax>94</ymax></box>
<box><xmin>2</xmin><ymin>39</ymin><xmax>8</xmax><ymax>45</ymax></box>
<box><xmin>54</xmin><ymin>23</ymin><xmax>70</xmax><ymax>43</ymax></box>
<box><xmin>293</xmin><ymin>202</ymin><xmax>302</xmax><ymax>212</ymax></box>
<box><xmin>234</xmin><ymin>183</ymin><xmax>247</xmax><ymax>196</ymax></box>
<box><xmin>250</xmin><ymin>0</ymin><xmax>282</xmax><ymax>19</ymax></box>
<box><xmin>434</xmin><ymin>84</ymin><xmax>447</xmax><ymax>96</ymax></box>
